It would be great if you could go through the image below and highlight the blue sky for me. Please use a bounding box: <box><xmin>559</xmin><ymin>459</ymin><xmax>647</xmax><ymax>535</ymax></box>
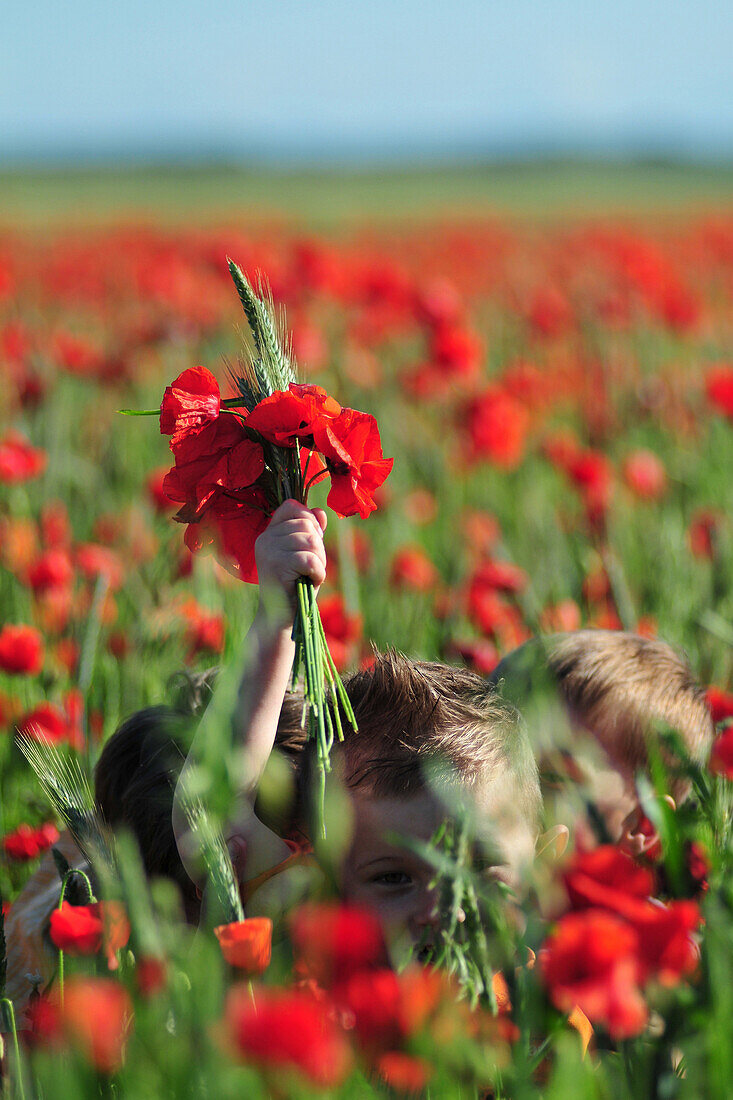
<box><xmin>3</xmin><ymin>0</ymin><xmax>733</xmax><ymax>163</ymax></box>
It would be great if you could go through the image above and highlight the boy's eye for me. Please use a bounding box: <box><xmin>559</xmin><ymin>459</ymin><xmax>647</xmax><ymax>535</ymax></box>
<box><xmin>372</xmin><ymin>871</ymin><xmax>412</xmax><ymax>886</ymax></box>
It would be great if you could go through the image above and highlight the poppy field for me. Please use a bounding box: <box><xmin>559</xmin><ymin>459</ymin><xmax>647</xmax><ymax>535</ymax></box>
<box><xmin>2</xmin><ymin>182</ymin><xmax>733</xmax><ymax>1097</ymax></box>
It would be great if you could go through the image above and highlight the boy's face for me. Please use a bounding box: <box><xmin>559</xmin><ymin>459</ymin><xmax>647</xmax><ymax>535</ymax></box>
<box><xmin>339</xmin><ymin>783</ymin><xmax>536</xmax><ymax>958</ymax></box>
<box><xmin>339</xmin><ymin>789</ymin><xmax>444</xmax><ymax>959</ymax></box>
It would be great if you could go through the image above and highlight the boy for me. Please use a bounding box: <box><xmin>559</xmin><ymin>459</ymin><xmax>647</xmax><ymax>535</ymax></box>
<box><xmin>173</xmin><ymin>500</ymin><xmax>542</xmax><ymax>955</ymax></box>
<box><xmin>487</xmin><ymin>630</ymin><xmax>714</xmax><ymax>852</ymax></box>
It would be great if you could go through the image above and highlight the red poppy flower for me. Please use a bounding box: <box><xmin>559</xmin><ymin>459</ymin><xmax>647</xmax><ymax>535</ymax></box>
<box><xmin>164</xmin><ymin>416</ymin><xmax>264</xmax><ymax>521</ymax></box>
<box><xmin>160</xmin><ymin>365</ymin><xmax>221</xmax><ymax>447</ymax></box>
<box><xmin>177</xmin><ymin>598</ymin><xmax>226</xmax><ymax>657</ymax></box>
<box><xmin>539</xmin><ymin>599</ymin><xmax>582</xmax><ymax>633</ymax></box>
<box><xmin>447</xmin><ymin>638</ymin><xmax>500</xmax><ymax>675</ymax></box>
<box><xmin>16</xmin><ymin>699</ymin><xmax>84</xmax><ymax>751</ymax></box>
<box><xmin>184</xmin><ymin>493</ymin><xmax>271</xmax><ymax>583</ymax></box>
<box><xmin>245</xmin><ymin>383</ymin><xmax>342</xmax><ymax>446</ymax></box>
<box><xmin>339</xmin><ymin>968</ymin><xmax>404</xmax><ymax>1049</ymax></box>
<box><xmin>0</xmin><ymin>623</ymin><xmax>44</xmax><ymax>675</ymax></box>
<box><xmin>16</xmin><ymin>701</ymin><xmax>67</xmax><ymax>742</ymax></box>
<box><xmin>61</xmin><ymin>977</ymin><xmax>132</xmax><ymax>1074</ymax></box>
<box><xmin>543</xmin><ymin>428</ymin><xmax>581</xmax><ymax>472</ymax></box>
<box><xmin>51</xmin><ymin>332</ymin><xmax>103</xmax><ymax>377</ymax></box>
<box><xmin>75</xmin><ymin>544</ymin><xmax>125</xmax><ymax>590</ymax></box>
<box><xmin>566</xmin><ymin>449</ymin><xmax>613</xmax><ymax>514</ymax></box>
<box><xmin>390</xmin><ymin>546</ymin><xmax>439</xmax><ymax>592</ymax></box>
<box><xmin>40</xmin><ymin>500</ymin><xmax>72</xmax><ymax>549</ymax></box>
<box><xmin>318</xmin><ymin>593</ymin><xmax>362</xmax><ymax>671</ymax></box>
<box><xmin>687</xmin><ymin>842</ymin><xmax>710</xmax><ymax>894</ymax></box>
<box><xmin>337</xmin><ymin>965</ymin><xmax>445</xmax><ymax>1052</ymax></box>
<box><xmin>26</xmin><ymin>548</ymin><xmax>74</xmax><ymax>593</ymax></box>
<box><xmin>705</xmin><ymin>364</ymin><xmax>733</xmax><ymax>418</ymax></box>
<box><xmin>629</xmin><ymin>899</ymin><xmax>701</xmax><ymax>986</ymax></box>
<box><xmin>429</xmin><ymin>324</ymin><xmax>483</xmax><ymax>378</ymax></box>
<box><xmin>527</xmin><ymin>285</ymin><xmax>574</xmax><ymax>338</ymax></box>
<box><xmin>470</xmin><ymin>559</ymin><xmax>528</xmax><ymax>595</ymax></box>
<box><xmin>313</xmin><ymin>408</ymin><xmax>393</xmax><ymax>519</ymax></box>
<box><xmin>49</xmin><ymin>901</ymin><xmax>130</xmax><ymax>968</ymax></box>
<box><xmin>223</xmin><ymin>984</ymin><xmax>351</xmax><ymax>1087</ymax></box>
<box><xmin>376</xmin><ymin>1051</ymin><xmax>432</xmax><ymax>1093</ymax></box>
<box><xmin>214</xmin><ymin>918</ymin><xmax>272</xmax><ymax>974</ymax></box>
<box><xmin>707</xmin><ymin>686</ymin><xmax>733</xmax><ymax>726</ymax></box>
<box><xmin>24</xmin><ymin>995</ymin><xmax>63</xmax><ymax>1049</ymax></box>
<box><xmin>623</xmin><ymin>450</ymin><xmax>667</xmax><ymax>500</ymax></box>
<box><xmin>563</xmin><ymin>845</ymin><xmax>656</xmax><ymax>912</ymax></box>
<box><xmin>541</xmin><ymin>910</ymin><xmax>647</xmax><ymax>1039</ymax></box>
<box><xmin>135</xmin><ymin>956</ymin><xmax>168</xmax><ymax>997</ymax></box>
<box><xmin>0</xmin><ymin>430</ymin><xmax>47</xmax><ymax>483</ymax></box>
<box><xmin>2</xmin><ymin>821</ymin><xmax>59</xmax><ymax>861</ymax></box>
<box><xmin>709</xmin><ymin>723</ymin><xmax>733</xmax><ymax>779</ymax></box>
<box><xmin>290</xmin><ymin>902</ymin><xmax>388</xmax><ymax>988</ymax></box>
<box><xmin>463</xmin><ymin>387</ymin><xmax>530</xmax><ymax>469</ymax></box>
<box><xmin>688</xmin><ymin>509</ymin><xmax>721</xmax><ymax>560</ymax></box>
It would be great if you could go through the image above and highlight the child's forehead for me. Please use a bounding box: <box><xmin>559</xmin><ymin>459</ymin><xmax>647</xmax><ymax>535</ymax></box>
<box><xmin>348</xmin><ymin>788</ymin><xmax>446</xmax><ymax>841</ymax></box>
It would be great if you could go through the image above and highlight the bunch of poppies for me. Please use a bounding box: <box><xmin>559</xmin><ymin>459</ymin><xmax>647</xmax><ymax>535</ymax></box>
<box><xmin>159</xmin><ymin>367</ymin><xmax>392</xmax><ymax>583</ymax></box>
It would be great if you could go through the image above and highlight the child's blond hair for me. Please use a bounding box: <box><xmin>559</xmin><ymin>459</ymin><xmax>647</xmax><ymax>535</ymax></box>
<box><xmin>489</xmin><ymin>629</ymin><xmax>713</xmax><ymax>801</ymax></box>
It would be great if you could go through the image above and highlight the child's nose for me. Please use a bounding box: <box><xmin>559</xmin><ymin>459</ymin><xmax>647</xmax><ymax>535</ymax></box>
<box><xmin>412</xmin><ymin>884</ymin><xmax>440</xmax><ymax>931</ymax></box>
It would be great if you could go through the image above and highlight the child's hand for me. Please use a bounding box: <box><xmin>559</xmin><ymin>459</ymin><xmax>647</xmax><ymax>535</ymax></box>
<box><xmin>255</xmin><ymin>499</ymin><xmax>328</xmax><ymax>616</ymax></box>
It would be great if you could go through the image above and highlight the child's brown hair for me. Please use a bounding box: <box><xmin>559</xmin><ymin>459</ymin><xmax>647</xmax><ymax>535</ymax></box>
<box><xmin>340</xmin><ymin>652</ymin><xmax>541</xmax><ymax>824</ymax></box>
<box><xmin>284</xmin><ymin>652</ymin><xmax>543</xmax><ymax>869</ymax></box>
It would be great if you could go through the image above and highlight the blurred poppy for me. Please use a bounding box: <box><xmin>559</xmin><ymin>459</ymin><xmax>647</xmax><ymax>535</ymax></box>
<box><xmin>376</xmin><ymin>1051</ymin><xmax>432</xmax><ymax>1093</ymax></box>
<box><xmin>17</xmin><ymin>698</ymin><xmax>84</xmax><ymax>751</ymax></box>
<box><xmin>390</xmin><ymin>546</ymin><xmax>439</xmax><ymax>592</ymax></box>
<box><xmin>2</xmin><ymin>821</ymin><xmax>59</xmax><ymax>861</ymax></box>
<box><xmin>463</xmin><ymin>388</ymin><xmax>529</xmax><ymax>468</ymax></box>
<box><xmin>623</xmin><ymin>450</ymin><xmax>667</xmax><ymax>500</ymax></box>
<box><xmin>135</xmin><ymin>955</ymin><xmax>168</xmax><ymax>997</ymax></box>
<box><xmin>539</xmin><ymin>599</ymin><xmax>582</xmax><ymax>633</ymax></box>
<box><xmin>707</xmin><ymin>686</ymin><xmax>733</xmax><ymax>725</ymax></box>
<box><xmin>290</xmin><ymin>902</ymin><xmax>387</xmax><ymax>988</ymax></box>
<box><xmin>705</xmin><ymin>364</ymin><xmax>733</xmax><ymax>418</ymax></box>
<box><xmin>0</xmin><ymin>430</ymin><xmax>47</xmax><ymax>483</ymax></box>
<box><xmin>688</xmin><ymin>510</ymin><xmax>721</xmax><ymax>560</ymax></box>
<box><xmin>0</xmin><ymin>623</ymin><xmax>44</xmax><ymax>675</ymax></box>
<box><xmin>562</xmin><ymin>845</ymin><xmax>656</xmax><ymax>912</ymax></box>
<box><xmin>709</xmin><ymin>723</ymin><xmax>733</xmax><ymax>779</ymax></box>
<box><xmin>318</xmin><ymin>593</ymin><xmax>362</xmax><ymax>670</ymax></box>
<box><xmin>60</xmin><ymin>977</ymin><xmax>132</xmax><ymax>1074</ymax></box>
<box><xmin>541</xmin><ymin>910</ymin><xmax>647</xmax><ymax>1040</ymax></box>
<box><xmin>222</xmin><ymin>984</ymin><xmax>351</xmax><ymax>1087</ymax></box>
<box><xmin>26</xmin><ymin>548</ymin><xmax>74</xmax><ymax>593</ymax></box>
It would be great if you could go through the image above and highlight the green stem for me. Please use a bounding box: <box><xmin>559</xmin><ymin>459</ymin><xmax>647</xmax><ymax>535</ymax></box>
<box><xmin>56</xmin><ymin>868</ymin><xmax>96</xmax><ymax>1005</ymax></box>
<box><xmin>0</xmin><ymin>997</ymin><xmax>27</xmax><ymax>1100</ymax></box>
<box><xmin>296</xmin><ymin>578</ymin><xmax>328</xmax><ymax>840</ymax></box>
<box><xmin>79</xmin><ymin>573</ymin><xmax>110</xmax><ymax>776</ymax></box>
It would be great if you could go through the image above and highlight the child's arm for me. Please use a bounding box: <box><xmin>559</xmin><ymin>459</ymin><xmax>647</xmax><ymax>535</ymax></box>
<box><xmin>173</xmin><ymin>499</ymin><xmax>327</xmax><ymax>890</ymax></box>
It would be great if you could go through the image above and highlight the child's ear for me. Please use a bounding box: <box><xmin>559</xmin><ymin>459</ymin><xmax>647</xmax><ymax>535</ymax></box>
<box><xmin>619</xmin><ymin>797</ymin><xmax>676</xmax><ymax>858</ymax></box>
<box><xmin>534</xmin><ymin>823</ymin><xmax>569</xmax><ymax>862</ymax></box>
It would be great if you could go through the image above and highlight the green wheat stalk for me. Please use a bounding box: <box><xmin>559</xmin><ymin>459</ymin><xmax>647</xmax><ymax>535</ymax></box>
<box><xmin>227</xmin><ymin>261</ymin><xmax>297</xmax><ymax>397</ymax></box>
<box><xmin>178</xmin><ymin>790</ymin><xmax>244</xmax><ymax>926</ymax></box>
<box><xmin>16</xmin><ymin>733</ymin><xmax>113</xmax><ymax>872</ymax></box>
